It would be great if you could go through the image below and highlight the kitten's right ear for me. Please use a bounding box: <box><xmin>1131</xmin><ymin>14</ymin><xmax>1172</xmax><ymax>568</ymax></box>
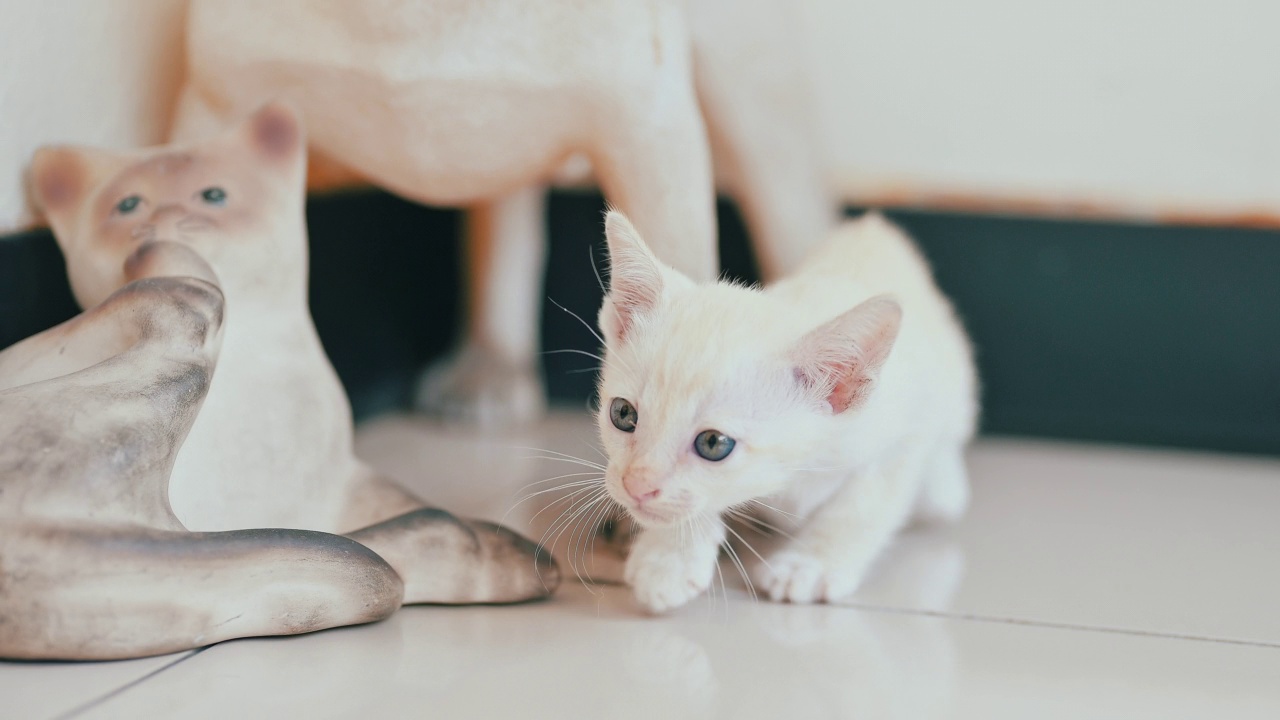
<box><xmin>28</xmin><ymin>145</ymin><xmax>120</xmax><ymax>231</ymax></box>
<box><xmin>790</xmin><ymin>295</ymin><xmax>903</xmax><ymax>414</ymax></box>
<box><xmin>601</xmin><ymin>210</ymin><xmax>666</xmax><ymax>342</ymax></box>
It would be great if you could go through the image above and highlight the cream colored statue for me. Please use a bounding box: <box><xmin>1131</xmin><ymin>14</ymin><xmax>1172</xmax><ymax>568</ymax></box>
<box><xmin>174</xmin><ymin>0</ymin><xmax>835</xmax><ymax>426</ymax></box>
<box><xmin>0</xmin><ymin>104</ymin><xmax>557</xmax><ymax>661</ymax></box>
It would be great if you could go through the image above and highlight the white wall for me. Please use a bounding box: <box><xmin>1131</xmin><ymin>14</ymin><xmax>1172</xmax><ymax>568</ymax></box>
<box><xmin>2</xmin><ymin>0</ymin><xmax>1277</xmax><ymax>232</ymax></box>
<box><xmin>799</xmin><ymin>0</ymin><xmax>1280</xmax><ymax>224</ymax></box>
<box><xmin>0</xmin><ymin>0</ymin><xmax>187</xmax><ymax>231</ymax></box>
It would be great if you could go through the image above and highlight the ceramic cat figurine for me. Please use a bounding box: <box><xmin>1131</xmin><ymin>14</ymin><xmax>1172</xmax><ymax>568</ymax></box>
<box><xmin>595</xmin><ymin>211</ymin><xmax>976</xmax><ymax>612</ymax></box>
<box><xmin>0</xmin><ymin>103</ymin><xmax>556</xmax><ymax>660</ymax></box>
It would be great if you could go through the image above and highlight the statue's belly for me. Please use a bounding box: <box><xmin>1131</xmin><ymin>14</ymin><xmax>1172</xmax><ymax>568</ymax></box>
<box><xmin>184</xmin><ymin>0</ymin><xmax>667</xmax><ymax>204</ymax></box>
<box><xmin>167</xmin><ymin>340</ymin><xmax>354</xmax><ymax>533</ymax></box>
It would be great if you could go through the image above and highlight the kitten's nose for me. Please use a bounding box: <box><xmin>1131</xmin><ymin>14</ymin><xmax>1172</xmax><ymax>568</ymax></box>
<box><xmin>622</xmin><ymin>470</ymin><xmax>662</xmax><ymax>504</ymax></box>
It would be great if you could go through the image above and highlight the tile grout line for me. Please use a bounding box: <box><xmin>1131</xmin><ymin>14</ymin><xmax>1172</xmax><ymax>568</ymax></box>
<box><xmin>843</xmin><ymin>602</ymin><xmax>1280</xmax><ymax>650</ymax></box>
<box><xmin>53</xmin><ymin>648</ymin><xmax>210</xmax><ymax>720</ymax></box>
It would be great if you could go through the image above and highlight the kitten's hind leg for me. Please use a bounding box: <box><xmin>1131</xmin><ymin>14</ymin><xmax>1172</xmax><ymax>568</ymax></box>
<box><xmin>414</xmin><ymin>185</ymin><xmax>547</xmax><ymax>428</ymax></box>
<box><xmin>912</xmin><ymin>446</ymin><xmax>971</xmax><ymax>525</ymax></box>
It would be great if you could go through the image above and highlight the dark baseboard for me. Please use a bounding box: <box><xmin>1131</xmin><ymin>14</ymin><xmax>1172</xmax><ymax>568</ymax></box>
<box><xmin>2</xmin><ymin>190</ymin><xmax>1276</xmax><ymax>456</ymax></box>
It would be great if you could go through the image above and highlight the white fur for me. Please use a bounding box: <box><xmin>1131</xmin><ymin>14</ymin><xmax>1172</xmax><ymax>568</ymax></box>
<box><xmin>596</xmin><ymin>211</ymin><xmax>977</xmax><ymax>611</ymax></box>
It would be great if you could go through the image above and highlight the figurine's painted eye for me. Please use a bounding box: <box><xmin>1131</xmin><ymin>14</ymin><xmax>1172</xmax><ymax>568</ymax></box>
<box><xmin>200</xmin><ymin>187</ymin><xmax>227</xmax><ymax>205</ymax></box>
<box><xmin>693</xmin><ymin>430</ymin><xmax>735</xmax><ymax>461</ymax></box>
<box><xmin>610</xmin><ymin>397</ymin><xmax>638</xmax><ymax>433</ymax></box>
<box><xmin>115</xmin><ymin>195</ymin><xmax>142</xmax><ymax>214</ymax></box>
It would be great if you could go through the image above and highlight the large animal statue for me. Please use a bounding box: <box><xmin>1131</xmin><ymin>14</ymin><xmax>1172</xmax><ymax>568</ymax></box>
<box><xmin>0</xmin><ymin>103</ymin><xmax>556</xmax><ymax>661</ymax></box>
<box><xmin>173</xmin><ymin>0</ymin><xmax>836</xmax><ymax>426</ymax></box>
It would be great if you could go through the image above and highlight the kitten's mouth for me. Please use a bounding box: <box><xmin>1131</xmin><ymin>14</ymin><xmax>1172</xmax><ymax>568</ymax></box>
<box><xmin>626</xmin><ymin>504</ymin><xmax>685</xmax><ymax>528</ymax></box>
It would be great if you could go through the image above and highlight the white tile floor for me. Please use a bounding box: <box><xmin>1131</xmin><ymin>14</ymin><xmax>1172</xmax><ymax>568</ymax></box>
<box><xmin>5</xmin><ymin>411</ymin><xmax>1279</xmax><ymax>719</ymax></box>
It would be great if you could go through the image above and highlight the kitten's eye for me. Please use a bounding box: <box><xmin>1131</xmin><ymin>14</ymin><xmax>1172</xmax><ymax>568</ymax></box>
<box><xmin>609</xmin><ymin>397</ymin><xmax>638</xmax><ymax>433</ymax></box>
<box><xmin>115</xmin><ymin>195</ymin><xmax>142</xmax><ymax>214</ymax></box>
<box><xmin>694</xmin><ymin>430</ymin><xmax>736</xmax><ymax>462</ymax></box>
<box><xmin>200</xmin><ymin>187</ymin><xmax>227</xmax><ymax>205</ymax></box>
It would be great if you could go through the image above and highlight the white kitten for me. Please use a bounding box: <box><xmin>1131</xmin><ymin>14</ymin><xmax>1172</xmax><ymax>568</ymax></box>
<box><xmin>595</xmin><ymin>211</ymin><xmax>977</xmax><ymax>612</ymax></box>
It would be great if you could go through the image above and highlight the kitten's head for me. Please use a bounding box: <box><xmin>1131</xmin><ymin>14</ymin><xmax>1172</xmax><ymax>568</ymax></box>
<box><xmin>29</xmin><ymin>102</ymin><xmax>306</xmax><ymax>309</ymax></box>
<box><xmin>596</xmin><ymin>212</ymin><xmax>901</xmax><ymax>529</ymax></box>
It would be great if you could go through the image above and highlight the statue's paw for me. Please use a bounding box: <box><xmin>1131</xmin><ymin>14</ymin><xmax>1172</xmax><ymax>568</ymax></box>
<box><xmin>108</xmin><ymin>272</ymin><xmax>225</xmax><ymax>359</ymax></box>
<box><xmin>350</xmin><ymin>509</ymin><xmax>559</xmax><ymax>605</ymax></box>
<box><xmin>468</xmin><ymin>520</ymin><xmax>561</xmax><ymax>603</ymax></box>
<box><xmin>414</xmin><ymin>345</ymin><xmax>546</xmax><ymax>428</ymax></box>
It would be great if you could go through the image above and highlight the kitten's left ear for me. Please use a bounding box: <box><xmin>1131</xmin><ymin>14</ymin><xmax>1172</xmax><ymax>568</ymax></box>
<box><xmin>234</xmin><ymin>100</ymin><xmax>305</xmax><ymax>165</ymax></box>
<box><xmin>790</xmin><ymin>295</ymin><xmax>903</xmax><ymax>414</ymax></box>
<box><xmin>601</xmin><ymin>210</ymin><xmax>668</xmax><ymax>342</ymax></box>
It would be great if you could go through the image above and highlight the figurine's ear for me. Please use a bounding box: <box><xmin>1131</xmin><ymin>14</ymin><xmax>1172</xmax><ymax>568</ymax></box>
<box><xmin>234</xmin><ymin>100</ymin><xmax>305</xmax><ymax>164</ymax></box>
<box><xmin>29</xmin><ymin>145</ymin><xmax>122</xmax><ymax>230</ymax></box>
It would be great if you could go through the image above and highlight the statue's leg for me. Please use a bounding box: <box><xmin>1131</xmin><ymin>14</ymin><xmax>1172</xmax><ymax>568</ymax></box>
<box><xmin>593</xmin><ymin>68</ymin><xmax>718</xmax><ymax>282</ymax></box>
<box><xmin>690</xmin><ymin>0</ymin><xmax>838</xmax><ymax>281</ymax></box>
<box><xmin>168</xmin><ymin>82</ymin><xmax>232</xmax><ymax>143</ymax></box>
<box><xmin>0</xmin><ymin>522</ymin><xmax>403</xmax><ymax>660</ymax></box>
<box><xmin>414</xmin><ymin>184</ymin><xmax>548</xmax><ymax>427</ymax></box>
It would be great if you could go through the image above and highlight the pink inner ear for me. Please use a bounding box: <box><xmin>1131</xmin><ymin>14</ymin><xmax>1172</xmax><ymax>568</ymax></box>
<box><xmin>793</xmin><ymin>296</ymin><xmax>902</xmax><ymax>414</ymax></box>
<box><xmin>794</xmin><ymin>361</ymin><xmax>874</xmax><ymax>414</ymax></box>
<box><xmin>607</xmin><ymin>287</ymin><xmax>656</xmax><ymax>342</ymax></box>
<box><xmin>33</xmin><ymin>150</ymin><xmax>84</xmax><ymax>212</ymax></box>
<box><xmin>250</xmin><ymin>106</ymin><xmax>300</xmax><ymax>160</ymax></box>
<box><xmin>825</xmin><ymin>362</ymin><xmax>876</xmax><ymax>414</ymax></box>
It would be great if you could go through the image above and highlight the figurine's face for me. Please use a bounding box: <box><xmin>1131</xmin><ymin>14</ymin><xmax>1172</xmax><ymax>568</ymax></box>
<box><xmin>31</xmin><ymin>103</ymin><xmax>305</xmax><ymax>308</ymax></box>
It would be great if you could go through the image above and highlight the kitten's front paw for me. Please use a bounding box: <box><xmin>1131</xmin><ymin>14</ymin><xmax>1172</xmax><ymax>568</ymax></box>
<box><xmin>756</xmin><ymin>550</ymin><xmax>865</xmax><ymax>604</ymax></box>
<box><xmin>625</xmin><ymin>538</ymin><xmax>718</xmax><ymax>614</ymax></box>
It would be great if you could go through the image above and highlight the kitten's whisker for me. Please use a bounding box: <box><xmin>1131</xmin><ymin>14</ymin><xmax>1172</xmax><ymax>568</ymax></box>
<box><xmin>537</xmin><ymin>486</ymin><xmax>607</xmax><ymax>541</ymax></box>
<box><xmin>515</xmin><ymin>454</ymin><xmax>607</xmax><ymax>473</ymax></box>
<box><xmin>549</xmin><ymin>297</ymin><xmax>607</xmax><ymax>349</ymax></box>
<box><xmin>588</xmin><ymin>244</ymin><xmax>607</xmax><ymax>296</ymax></box>
<box><xmin>511</xmin><ymin>471</ymin><xmax>605</xmax><ymax>495</ymax></box>
<box><xmin>724</xmin><ymin>522</ymin><xmax>772</xmax><ymax>574</ymax></box>
<box><xmin>524</xmin><ymin>484</ymin><xmax>603</xmax><ymax>526</ymax></box>
<box><xmin>536</xmin><ymin>490</ymin><xmax>601</xmax><ymax>565</ymax></box>
<box><xmin>510</xmin><ymin>445</ymin><xmax>608</xmax><ymax>469</ymax></box>
<box><xmin>533</xmin><ymin>488</ymin><xmax>601</xmax><ymax>579</ymax></box>
<box><xmin>542</xmin><ymin>347</ymin><xmax>636</xmax><ymax>382</ymax></box>
<box><xmin>507</xmin><ymin>478</ymin><xmax>604</xmax><ymax>514</ymax></box>
<box><xmin>509</xmin><ymin>445</ymin><xmax>603</xmax><ymax>463</ymax></box>
<box><xmin>702</xmin><ymin>516</ymin><xmax>730</xmax><ymax>619</ymax></box>
<box><xmin>725</xmin><ymin>507</ymin><xmax>801</xmax><ymax>543</ymax></box>
<box><xmin>541</xmin><ymin>348</ymin><xmax>608</xmax><ymax>363</ymax></box>
<box><xmin>748</xmin><ymin>498</ymin><xmax>801</xmax><ymax>520</ymax></box>
<box><xmin>721</xmin><ymin>534</ymin><xmax>758</xmax><ymax>604</ymax></box>
<box><xmin>580</xmin><ymin>494</ymin><xmax>617</xmax><ymax>580</ymax></box>
<box><xmin>573</xmin><ymin>492</ymin><xmax>615</xmax><ymax>585</ymax></box>
<box><xmin>577</xmin><ymin>434</ymin><xmax>609</xmax><ymax>463</ymax></box>
<box><xmin>543</xmin><ymin>488</ymin><xmax>611</xmax><ymax>592</ymax></box>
